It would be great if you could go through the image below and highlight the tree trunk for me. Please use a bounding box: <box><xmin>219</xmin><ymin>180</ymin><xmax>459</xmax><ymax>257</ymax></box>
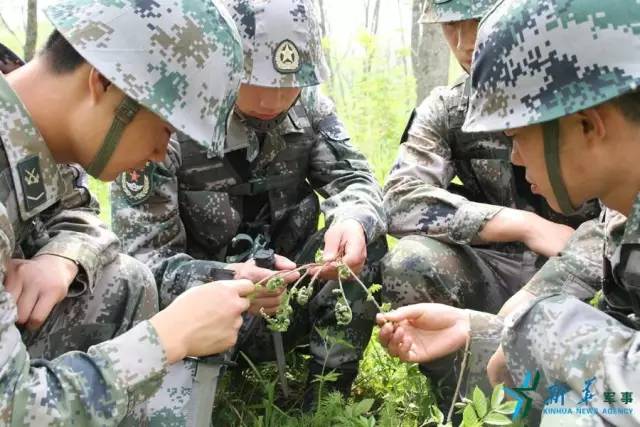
<box><xmin>24</xmin><ymin>0</ymin><xmax>38</xmax><ymax>61</ymax></box>
<box><xmin>411</xmin><ymin>0</ymin><xmax>449</xmax><ymax>105</ymax></box>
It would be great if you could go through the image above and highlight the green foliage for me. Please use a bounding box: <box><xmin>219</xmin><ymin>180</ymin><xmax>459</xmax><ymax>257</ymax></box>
<box><xmin>443</xmin><ymin>385</ymin><xmax>517</xmax><ymax>427</ymax></box>
<box><xmin>322</xmin><ymin>30</ymin><xmax>415</xmax><ymax>185</ymax></box>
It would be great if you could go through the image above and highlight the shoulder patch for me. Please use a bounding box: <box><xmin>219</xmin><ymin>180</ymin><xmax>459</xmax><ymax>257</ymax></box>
<box><xmin>273</xmin><ymin>40</ymin><xmax>301</xmax><ymax>74</ymax></box>
<box><xmin>17</xmin><ymin>154</ymin><xmax>46</xmax><ymax>211</ymax></box>
<box><xmin>120</xmin><ymin>162</ymin><xmax>155</xmax><ymax>206</ymax></box>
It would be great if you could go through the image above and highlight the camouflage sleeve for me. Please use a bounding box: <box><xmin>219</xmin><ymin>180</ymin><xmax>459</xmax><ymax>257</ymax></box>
<box><xmin>0</xmin><ymin>203</ymin><xmax>168</xmax><ymax>426</ymax></box>
<box><xmin>523</xmin><ymin>217</ymin><xmax>604</xmax><ymax>300</ymax></box>
<box><xmin>303</xmin><ymin>88</ymin><xmax>386</xmax><ymax>242</ymax></box>
<box><xmin>464</xmin><ymin>310</ymin><xmax>504</xmax><ymax>396</ymax></box>
<box><xmin>383</xmin><ymin>86</ymin><xmax>503</xmax><ymax>244</ymax></box>
<box><xmin>111</xmin><ymin>140</ymin><xmax>228</xmax><ymax>308</ymax></box>
<box><xmin>503</xmin><ymin>295</ymin><xmax>640</xmax><ymax>425</ymax></box>
<box><xmin>31</xmin><ymin>164</ymin><xmax>119</xmax><ymax>293</ymax></box>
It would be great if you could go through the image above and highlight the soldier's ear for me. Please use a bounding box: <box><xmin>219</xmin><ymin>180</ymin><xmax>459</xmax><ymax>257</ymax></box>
<box><xmin>577</xmin><ymin>108</ymin><xmax>606</xmax><ymax>145</ymax></box>
<box><xmin>87</xmin><ymin>66</ymin><xmax>112</xmax><ymax>105</ymax></box>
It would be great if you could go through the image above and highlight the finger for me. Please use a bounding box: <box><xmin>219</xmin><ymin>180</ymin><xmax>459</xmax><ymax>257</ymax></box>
<box><xmin>377</xmin><ymin>323</ymin><xmax>394</xmax><ymax>347</ymax></box>
<box><xmin>387</xmin><ymin>327</ymin><xmax>407</xmax><ymax>357</ymax></box>
<box><xmin>16</xmin><ymin>286</ymin><xmax>39</xmax><ymax>325</ymax></box>
<box><xmin>375</xmin><ymin>313</ymin><xmax>388</xmax><ymax>326</ymax></box>
<box><xmin>224</xmin><ymin>279</ymin><xmax>256</xmax><ymax>297</ymax></box>
<box><xmin>251</xmin><ymin>295</ymin><xmax>282</xmax><ymax>310</ymax></box>
<box><xmin>342</xmin><ymin>234</ymin><xmax>366</xmax><ymax>273</ymax></box>
<box><xmin>274</xmin><ymin>254</ymin><xmax>296</xmax><ymax>271</ymax></box>
<box><xmin>280</xmin><ymin>269</ymin><xmax>301</xmax><ymax>285</ymax></box>
<box><xmin>238</xmin><ymin>297</ymin><xmax>251</xmax><ymax>312</ymax></box>
<box><xmin>322</xmin><ymin>227</ymin><xmax>342</xmax><ymax>262</ymax></box>
<box><xmin>26</xmin><ymin>294</ymin><xmax>57</xmax><ymax>331</ymax></box>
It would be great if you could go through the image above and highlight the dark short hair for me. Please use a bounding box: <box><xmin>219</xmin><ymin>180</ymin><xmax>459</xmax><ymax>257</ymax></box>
<box><xmin>42</xmin><ymin>30</ymin><xmax>85</xmax><ymax>73</ymax></box>
<box><xmin>612</xmin><ymin>90</ymin><xmax>640</xmax><ymax>124</ymax></box>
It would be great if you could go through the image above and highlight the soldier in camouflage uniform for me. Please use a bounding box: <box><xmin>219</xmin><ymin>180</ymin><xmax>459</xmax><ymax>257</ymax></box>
<box><xmin>380</xmin><ymin>0</ymin><xmax>599</xmax><ymax>408</ymax></box>
<box><xmin>0</xmin><ymin>0</ymin><xmax>255</xmax><ymax>425</ymax></box>
<box><xmin>111</xmin><ymin>0</ymin><xmax>387</xmax><ymax>404</ymax></box>
<box><xmin>379</xmin><ymin>0</ymin><xmax>640</xmax><ymax>424</ymax></box>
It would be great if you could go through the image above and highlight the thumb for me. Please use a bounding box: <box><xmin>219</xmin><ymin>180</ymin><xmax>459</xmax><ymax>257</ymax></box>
<box><xmin>381</xmin><ymin>304</ymin><xmax>426</xmax><ymax>323</ymax></box>
<box><xmin>274</xmin><ymin>254</ymin><xmax>296</xmax><ymax>270</ymax></box>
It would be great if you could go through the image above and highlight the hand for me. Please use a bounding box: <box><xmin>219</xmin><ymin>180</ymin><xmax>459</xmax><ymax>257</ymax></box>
<box><xmin>314</xmin><ymin>219</ymin><xmax>367</xmax><ymax>280</ymax></box>
<box><xmin>4</xmin><ymin>255</ymin><xmax>79</xmax><ymax>331</ymax></box>
<box><xmin>376</xmin><ymin>303</ymin><xmax>470</xmax><ymax>363</ymax></box>
<box><xmin>150</xmin><ymin>279</ymin><xmax>255</xmax><ymax>364</ymax></box>
<box><xmin>228</xmin><ymin>255</ymin><xmax>300</xmax><ymax>315</ymax></box>
<box><xmin>487</xmin><ymin>345</ymin><xmax>513</xmax><ymax>387</ymax></box>
<box><xmin>480</xmin><ymin>209</ymin><xmax>574</xmax><ymax>257</ymax></box>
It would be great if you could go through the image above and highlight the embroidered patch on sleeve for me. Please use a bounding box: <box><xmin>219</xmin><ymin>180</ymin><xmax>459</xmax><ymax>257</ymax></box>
<box><xmin>120</xmin><ymin>162</ymin><xmax>155</xmax><ymax>206</ymax></box>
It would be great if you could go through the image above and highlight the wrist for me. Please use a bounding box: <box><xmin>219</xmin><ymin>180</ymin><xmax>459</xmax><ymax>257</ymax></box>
<box><xmin>35</xmin><ymin>254</ymin><xmax>79</xmax><ymax>283</ymax></box>
<box><xmin>150</xmin><ymin>311</ymin><xmax>188</xmax><ymax>364</ymax></box>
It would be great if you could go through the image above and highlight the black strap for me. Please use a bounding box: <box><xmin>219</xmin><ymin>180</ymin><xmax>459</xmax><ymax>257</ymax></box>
<box><xmin>400</xmin><ymin>109</ymin><xmax>417</xmax><ymax>144</ymax></box>
<box><xmin>543</xmin><ymin>120</ymin><xmax>575</xmax><ymax>215</ymax></box>
<box><xmin>86</xmin><ymin>96</ymin><xmax>140</xmax><ymax>177</ymax></box>
<box><xmin>226</xmin><ymin>173</ymin><xmax>300</xmax><ymax>196</ymax></box>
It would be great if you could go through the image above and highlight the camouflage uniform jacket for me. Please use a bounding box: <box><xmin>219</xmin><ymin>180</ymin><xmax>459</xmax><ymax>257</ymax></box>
<box><xmin>494</xmin><ymin>199</ymin><xmax>640</xmax><ymax>424</ymax></box>
<box><xmin>0</xmin><ymin>74</ymin><xmax>168</xmax><ymax>425</ymax></box>
<box><xmin>384</xmin><ymin>76</ymin><xmax>598</xmax><ymax>250</ymax></box>
<box><xmin>112</xmin><ymin>87</ymin><xmax>386</xmax><ymax>308</ymax></box>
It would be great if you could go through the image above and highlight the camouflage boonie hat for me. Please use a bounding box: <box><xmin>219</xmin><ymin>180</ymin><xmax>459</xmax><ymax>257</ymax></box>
<box><xmin>463</xmin><ymin>0</ymin><xmax>640</xmax><ymax>133</ymax></box>
<box><xmin>221</xmin><ymin>0</ymin><xmax>329</xmax><ymax>87</ymax></box>
<box><xmin>45</xmin><ymin>0</ymin><xmax>244</xmax><ymax>158</ymax></box>
<box><xmin>419</xmin><ymin>0</ymin><xmax>496</xmax><ymax>24</ymax></box>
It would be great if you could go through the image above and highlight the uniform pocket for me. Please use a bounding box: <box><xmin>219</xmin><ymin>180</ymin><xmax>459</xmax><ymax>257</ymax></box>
<box><xmin>179</xmin><ymin>190</ymin><xmax>241</xmax><ymax>250</ymax></box>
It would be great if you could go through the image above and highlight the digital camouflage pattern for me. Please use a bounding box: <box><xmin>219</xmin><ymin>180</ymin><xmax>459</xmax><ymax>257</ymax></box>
<box><xmin>502</xmin><ymin>203</ymin><xmax>640</xmax><ymax>425</ymax></box>
<box><xmin>0</xmin><ymin>73</ymin><xmax>168</xmax><ymax>425</ymax></box>
<box><xmin>382</xmin><ymin>77</ymin><xmax>599</xmax><ymax>310</ymax></box>
<box><xmin>45</xmin><ymin>0</ymin><xmax>244</xmax><ymax>158</ymax></box>
<box><xmin>221</xmin><ymin>0</ymin><xmax>329</xmax><ymax>87</ymax></box>
<box><xmin>382</xmin><ymin>36</ymin><xmax>599</xmax><ymax>411</ymax></box>
<box><xmin>460</xmin><ymin>1</ymin><xmax>640</xmax><ymax>424</ymax></box>
<box><xmin>419</xmin><ymin>0</ymin><xmax>497</xmax><ymax>24</ymax></box>
<box><xmin>111</xmin><ymin>84</ymin><xmax>386</xmax><ymax>375</ymax></box>
<box><xmin>463</xmin><ymin>0</ymin><xmax>640</xmax><ymax>133</ymax></box>
<box><xmin>461</xmin><ymin>218</ymin><xmax>606</xmax><ymax>410</ymax></box>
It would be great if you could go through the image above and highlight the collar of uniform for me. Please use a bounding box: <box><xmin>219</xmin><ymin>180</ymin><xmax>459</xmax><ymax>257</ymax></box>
<box><xmin>226</xmin><ymin>114</ymin><xmax>253</xmax><ymax>153</ymax></box>
<box><xmin>458</xmin><ymin>74</ymin><xmax>472</xmax><ymax>113</ymax></box>
<box><xmin>0</xmin><ymin>74</ymin><xmax>63</xmax><ymax>221</ymax></box>
<box><xmin>620</xmin><ymin>193</ymin><xmax>640</xmax><ymax>246</ymax></box>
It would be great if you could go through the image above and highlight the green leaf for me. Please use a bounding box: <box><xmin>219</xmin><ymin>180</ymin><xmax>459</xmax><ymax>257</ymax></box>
<box><xmin>429</xmin><ymin>404</ymin><xmax>445</xmax><ymax>424</ymax></box>
<box><xmin>473</xmin><ymin>386</ymin><xmax>488</xmax><ymax>418</ymax></box>
<box><xmin>352</xmin><ymin>398</ymin><xmax>374</xmax><ymax>415</ymax></box>
<box><xmin>491</xmin><ymin>384</ymin><xmax>505</xmax><ymax>409</ymax></box>
<box><xmin>367</xmin><ymin>283</ymin><xmax>382</xmax><ymax>294</ymax></box>
<box><xmin>462</xmin><ymin>404</ymin><xmax>478</xmax><ymax>425</ymax></box>
<box><xmin>483</xmin><ymin>412</ymin><xmax>514</xmax><ymax>425</ymax></box>
<box><xmin>496</xmin><ymin>400</ymin><xmax>518</xmax><ymax>415</ymax></box>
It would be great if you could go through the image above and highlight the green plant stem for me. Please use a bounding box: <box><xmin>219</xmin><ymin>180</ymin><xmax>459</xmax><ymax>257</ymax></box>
<box><xmin>446</xmin><ymin>336</ymin><xmax>471</xmax><ymax>425</ymax></box>
<box><xmin>340</xmin><ymin>262</ymin><xmax>384</xmax><ymax>313</ymax></box>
